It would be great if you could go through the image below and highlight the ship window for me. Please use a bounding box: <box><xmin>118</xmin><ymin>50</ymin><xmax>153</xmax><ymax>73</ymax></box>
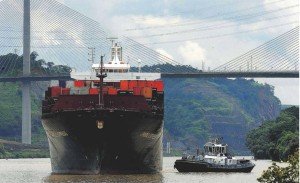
<box><xmin>111</xmin><ymin>48</ymin><xmax>115</xmax><ymax>60</ymax></box>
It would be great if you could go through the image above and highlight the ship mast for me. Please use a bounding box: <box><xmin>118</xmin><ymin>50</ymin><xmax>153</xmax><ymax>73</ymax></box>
<box><xmin>97</xmin><ymin>55</ymin><xmax>107</xmax><ymax>108</ymax></box>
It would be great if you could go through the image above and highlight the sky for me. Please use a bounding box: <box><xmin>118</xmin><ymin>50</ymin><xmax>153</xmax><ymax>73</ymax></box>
<box><xmin>57</xmin><ymin>0</ymin><xmax>299</xmax><ymax>105</ymax></box>
<box><xmin>0</xmin><ymin>0</ymin><xmax>299</xmax><ymax>105</ymax></box>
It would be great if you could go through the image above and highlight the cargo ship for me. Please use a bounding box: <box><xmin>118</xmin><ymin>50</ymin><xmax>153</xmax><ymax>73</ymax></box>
<box><xmin>41</xmin><ymin>41</ymin><xmax>164</xmax><ymax>174</ymax></box>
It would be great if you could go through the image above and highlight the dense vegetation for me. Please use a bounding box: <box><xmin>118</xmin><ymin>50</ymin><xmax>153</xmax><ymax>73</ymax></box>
<box><xmin>0</xmin><ymin>52</ymin><xmax>71</xmax><ymax>76</ymax></box>
<box><xmin>257</xmin><ymin>151</ymin><xmax>299</xmax><ymax>183</ymax></box>
<box><xmin>131</xmin><ymin>63</ymin><xmax>200</xmax><ymax>73</ymax></box>
<box><xmin>246</xmin><ymin>107</ymin><xmax>299</xmax><ymax>161</ymax></box>
<box><xmin>0</xmin><ymin>52</ymin><xmax>283</xmax><ymax>157</ymax></box>
<box><xmin>0</xmin><ymin>82</ymin><xmax>48</xmax><ymax>145</ymax></box>
<box><xmin>0</xmin><ymin>52</ymin><xmax>70</xmax><ymax>145</ymax></box>
<box><xmin>0</xmin><ymin>142</ymin><xmax>49</xmax><ymax>159</ymax></box>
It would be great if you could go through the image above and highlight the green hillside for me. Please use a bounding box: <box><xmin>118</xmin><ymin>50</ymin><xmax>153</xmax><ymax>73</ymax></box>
<box><xmin>246</xmin><ymin>106</ymin><xmax>299</xmax><ymax>161</ymax></box>
<box><xmin>0</xmin><ymin>82</ymin><xmax>49</xmax><ymax>145</ymax></box>
<box><xmin>163</xmin><ymin>78</ymin><xmax>281</xmax><ymax>155</ymax></box>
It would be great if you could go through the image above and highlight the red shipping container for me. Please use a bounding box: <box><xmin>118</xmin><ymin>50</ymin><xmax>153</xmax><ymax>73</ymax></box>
<box><xmin>74</xmin><ymin>80</ymin><xmax>84</xmax><ymax>87</ymax></box>
<box><xmin>128</xmin><ymin>80</ymin><xmax>138</xmax><ymax>90</ymax></box>
<box><xmin>102</xmin><ymin>86</ymin><xmax>109</xmax><ymax>92</ymax></box>
<box><xmin>61</xmin><ymin>88</ymin><xmax>70</xmax><ymax>95</ymax></box>
<box><xmin>50</xmin><ymin>86</ymin><xmax>62</xmax><ymax>97</ymax></box>
<box><xmin>133</xmin><ymin>87</ymin><xmax>142</xmax><ymax>96</ymax></box>
<box><xmin>89</xmin><ymin>88</ymin><xmax>99</xmax><ymax>94</ymax></box>
<box><xmin>141</xmin><ymin>87</ymin><xmax>152</xmax><ymax>98</ymax></box>
<box><xmin>154</xmin><ymin>81</ymin><xmax>164</xmax><ymax>92</ymax></box>
<box><xmin>146</xmin><ymin>81</ymin><xmax>155</xmax><ymax>88</ymax></box>
<box><xmin>120</xmin><ymin>80</ymin><xmax>129</xmax><ymax>90</ymax></box>
<box><xmin>108</xmin><ymin>87</ymin><xmax>117</xmax><ymax>95</ymax></box>
<box><xmin>137</xmin><ymin>80</ymin><xmax>146</xmax><ymax>88</ymax></box>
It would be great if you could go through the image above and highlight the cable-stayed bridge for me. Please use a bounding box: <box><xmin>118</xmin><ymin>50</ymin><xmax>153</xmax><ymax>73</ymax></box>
<box><xmin>162</xmin><ymin>27</ymin><xmax>299</xmax><ymax>78</ymax></box>
<box><xmin>0</xmin><ymin>0</ymin><xmax>298</xmax><ymax>80</ymax></box>
<box><xmin>0</xmin><ymin>0</ymin><xmax>299</xmax><ymax>144</ymax></box>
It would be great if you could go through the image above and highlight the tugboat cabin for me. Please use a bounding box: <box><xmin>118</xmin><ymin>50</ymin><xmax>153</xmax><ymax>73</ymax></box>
<box><xmin>204</xmin><ymin>141</ymin><xmax>228</xmax><ymax>156</ymax></box>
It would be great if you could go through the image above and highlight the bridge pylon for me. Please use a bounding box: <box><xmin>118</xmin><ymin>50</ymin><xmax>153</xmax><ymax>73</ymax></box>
<box><xmin>22</xmin><ymin>0</ymin><xmax>31</xmax><ymax>144</ymax></box>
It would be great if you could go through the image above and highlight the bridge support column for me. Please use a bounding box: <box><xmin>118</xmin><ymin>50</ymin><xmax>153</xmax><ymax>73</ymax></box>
<box><xmin>22</xmin><ymin>0</ymin><xmax>31</xmax><ymax>144</ymax></box>
<box><xmin>22</xmin><ymin>81</ymin><xmax>31</xmax><ymax>144</ymax></box>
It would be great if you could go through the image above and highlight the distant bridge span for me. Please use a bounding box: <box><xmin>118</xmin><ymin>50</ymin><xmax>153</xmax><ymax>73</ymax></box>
<box><xmin>0</xmin><ymin>71</ymin><xmax>298</xmax><ymax>82</ymax></box>
<box><xmin>161</xmin><ymin>71</ymin><xmax>299</xmax><ymax>78</ymax></box>
<box><xmin>0</xmin><ymin>76</ymin><xmax>72</xmax><ymax>82</ymax></box>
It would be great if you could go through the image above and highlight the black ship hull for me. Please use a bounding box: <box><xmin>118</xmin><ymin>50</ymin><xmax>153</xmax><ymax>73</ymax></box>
<box><xmin>174</xmin><ymin>160</ymin><xmax>255</xmax><ymax>173</ymax></box>
<box><xmin>42</xmin><ymin>110</ymin><xmax>163</xmax><ymax>174</ymax></box>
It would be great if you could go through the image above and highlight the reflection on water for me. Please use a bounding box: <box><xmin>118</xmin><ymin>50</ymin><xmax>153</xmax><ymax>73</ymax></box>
<box><xmin>43</xmin><ymin>173</ymin><xmax>163</xmax><ymax>183</ymax></box>
<box><xmin>0</xmin><ymin>157</ymin><xmax>288</xmax><ymax>183</ymax></box>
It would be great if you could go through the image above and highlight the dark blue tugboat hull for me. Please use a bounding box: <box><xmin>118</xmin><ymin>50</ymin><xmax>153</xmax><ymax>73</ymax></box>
<box><xmin>174</xmin><ymin>160</ymin><xmax>255</xmax><ymax>173</ymax></box>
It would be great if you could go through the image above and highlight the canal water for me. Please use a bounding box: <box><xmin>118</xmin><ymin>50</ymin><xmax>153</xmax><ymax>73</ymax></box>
<box><xmin>0</xmin><ymin>157</ymin><xmax>284</xmax><ymax>183</ymax></box>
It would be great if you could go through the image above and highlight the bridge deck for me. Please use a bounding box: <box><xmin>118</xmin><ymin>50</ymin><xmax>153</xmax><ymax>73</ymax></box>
<box><xmin>161</xmin><ymin>71</ymin><xmax>299</xmax><ymax>78</ymax></box>
<box><xmin>0</xmin><ymin>71</ymin><xmax>298</xmax><ymax>82</ymax></box>
<box><xmin>0</xmin><ymin>76</ymin><xmax>72</xmax><ymax>82</ymax></box>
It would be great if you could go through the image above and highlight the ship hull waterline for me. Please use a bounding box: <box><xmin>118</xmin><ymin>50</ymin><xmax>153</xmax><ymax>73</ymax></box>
<box><xmin>42</xmin><ymin>109</ymin><xmax>163</xmax><ymax>174</ymax></box>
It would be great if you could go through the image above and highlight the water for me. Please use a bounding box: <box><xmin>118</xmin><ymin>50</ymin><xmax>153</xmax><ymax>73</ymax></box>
<box><xmin>0</xmin><ymin>157</ymin><xmax>285</xmax><ymax>183</ymax></box>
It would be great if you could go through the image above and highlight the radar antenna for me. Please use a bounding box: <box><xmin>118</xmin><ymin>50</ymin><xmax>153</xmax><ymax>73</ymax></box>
<box><xmin>107</xmin><ymin>37</ymin><xmax>118</xmax><ymax>46</ymax></box>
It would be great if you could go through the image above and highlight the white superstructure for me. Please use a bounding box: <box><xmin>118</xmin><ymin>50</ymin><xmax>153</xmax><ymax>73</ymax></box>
<box><xmin>71</xmin><ymin>41</ymin><xmax>161</xmax><ymax>81</ymax></box>
<box><xmin>92</xmin><ymin>42</ymin><xmax>130</xmax><ymax>73</ymax></box>
<box><xmin>202</xmin><ymin>138</ymin><xmax>237</xmax><ymax>165</ymax></box>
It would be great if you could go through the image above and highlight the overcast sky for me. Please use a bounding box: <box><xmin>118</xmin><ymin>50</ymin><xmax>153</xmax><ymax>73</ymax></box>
<box><xmin>0</xmin><ymin>0</ymin><xmax>299</xmax><ymax>105</ymax></box>
<box><xmin>57</xmin><ymin>0</ymin><xmax>300</xmax><ymax>105</ymax></box>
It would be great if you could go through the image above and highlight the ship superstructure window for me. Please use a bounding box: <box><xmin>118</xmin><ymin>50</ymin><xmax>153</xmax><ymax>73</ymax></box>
<box><xmin>117</xmin><ymin>47</ymin><xmax>122</xmax><ymax>61</ymax></box>
<box><xmin>111</xmin><ymin>44</ymin><xmax>122</xmax><ymax>61</ymax></box>
<box><xmin>104</xmin><ymin>69</ymin><xmax>129</xmax><ymax>73</ymax></box>
<box><xmin>111</xmin><ymin>48</ymin><xmax>116</xmax><ymax>61</ymax></box>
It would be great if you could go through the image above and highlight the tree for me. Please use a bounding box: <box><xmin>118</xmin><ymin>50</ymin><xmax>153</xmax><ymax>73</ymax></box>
<box><xmin>46</xmin><ymin>62</ymin><xmax>54</xmax><ymax>68</ymax></box>
<box><xmin>246</xmin><ymin>107</ymin><xmax>299</xmax><ymax>161</ymax></box>
<box><xmin>257</xmin><ymin>151</ymin><xmax>299</xmax><ymax>183</ymax></box>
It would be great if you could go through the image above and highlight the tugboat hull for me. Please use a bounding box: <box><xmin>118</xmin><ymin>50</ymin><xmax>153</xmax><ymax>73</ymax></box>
<box><xmin>174</xmin><ymin>160</ymin><xmax>255</xmax><ymax>173</ymax></box>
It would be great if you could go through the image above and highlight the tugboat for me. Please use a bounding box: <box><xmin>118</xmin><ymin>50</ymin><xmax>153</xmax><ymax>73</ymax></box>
<box><xmin>174</xmin><ymin>138</ymin><xmax>255</xmax><ymax>173</ymax></box>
